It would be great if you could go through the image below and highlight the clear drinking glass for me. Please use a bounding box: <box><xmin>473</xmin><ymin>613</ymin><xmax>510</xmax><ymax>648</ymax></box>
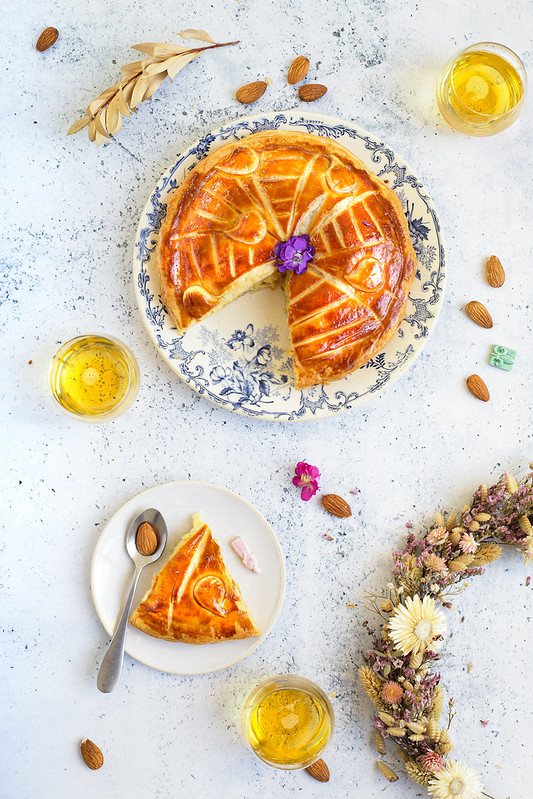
<box><xmin>242</xmin><ymin>674</ymin><xmax>334</xmax><ymax>770</ymax></box>
<box><xmin>436</xmin><ymin>42</ymin><xmax>527</xmax><ymax>136</ymax></box>
<box><xmin>49</xmin><ymin>334</ymin><xmax>140</xmax><ymax>422</ymax></box>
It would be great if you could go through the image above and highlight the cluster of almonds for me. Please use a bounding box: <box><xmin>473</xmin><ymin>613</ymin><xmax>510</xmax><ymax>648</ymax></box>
<box><xmin>236</xmin><ymin>56</ymin><xmax>327</xmax><ymax>104</ymax></box>
<box><xmin>464</xmin><ymin>254</ymin><xmax>506</xmax><ymax>402</ymax></box>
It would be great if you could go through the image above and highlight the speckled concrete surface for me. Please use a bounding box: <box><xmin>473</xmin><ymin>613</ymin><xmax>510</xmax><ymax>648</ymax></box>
<box><xmin>2</xmin><ymin>0</ymin><xmax>533</xmax><ymax>797</ymax></box>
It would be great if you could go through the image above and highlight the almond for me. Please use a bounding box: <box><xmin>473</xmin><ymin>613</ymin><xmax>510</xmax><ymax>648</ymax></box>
<box><xmin>80</xmin><ymin>739</ymin><xmax>104</xmax><ymax>770</ymax></box>
<box><xmin>486</xmin><ymin>255</ymin><xmax>505</xmax><ymax>287</ymax></box>
<box><xmin>298</xmin><ymin>83</ymin><xmax>328</xmax><ymax>102</ymax></box>
<box><xmin>136</xmin><ymin>522</ymin><xmax>158</xmax><ymax>556</ymax></box>
<box><xmin>465</xmin><ymin>300</ymin><xmax>493</xmax><ymax>329</ymax></box>
<box><xmin>305</xmin><ymin>758</ymin><xmax>330</xmax><ymax>782</ymax></box>
<box><xmin>235</xmin><ymin>81</ymin><xmax>267</xmax><ymax>104</ymax></box>
<box><xmin>321</xmin><ymin>493</ymin><xmax>352</xmax><ymax>518</ymax></box>
<box><xmin>36</xmin><ymin>27</ymin><xmax>59</xmax><ymax>52</ymax></box>
<box><xmin>466</xmin><ymin>374</ymin><xmax>490</xmax><ymax>402</ymax></box>
<box><xmin>287</xmin><ymin>56</ymin><xmax>310</xmax><ymax>85</ymax></box>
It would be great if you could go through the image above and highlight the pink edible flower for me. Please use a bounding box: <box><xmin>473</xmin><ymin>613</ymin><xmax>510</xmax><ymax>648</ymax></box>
<box><xmin>293</xmin><ymin>461</ymin><xmax>320</xmax><ymax>501</ymax></box>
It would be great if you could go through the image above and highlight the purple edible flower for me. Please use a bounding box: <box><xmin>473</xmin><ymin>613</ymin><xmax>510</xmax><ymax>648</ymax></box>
<box><xmin>274</xmin><ymin>234</ymin><xmax>315</xmax><ymax>275</ymax></box>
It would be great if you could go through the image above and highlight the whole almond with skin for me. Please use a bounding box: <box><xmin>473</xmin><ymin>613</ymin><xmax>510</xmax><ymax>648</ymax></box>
<box><xmin>322</xmin><ymin>494</ymin><xmax>352</xmax><ymax>518</ymax></box>
<box><xmin>298</xmin><ymin>84</ymin><xmax>328</xmax><ymax>102</ymax></box>
<box><xmin>36</xmin><ymin>27</ymin><xmax>59</xmax><ymax>52</ymax></box>
<box><xmin>465</xmin><ymin>300</ymin><xmax>493</xmax><ymax>329</ymax></box>
<box><xmin>235</xmin><ymin>81</ymin><xmax>267</xmax><ymax>104</ymax></box>
<box><xmin>288</xmin><ymin>56</ymin><xmax>310</xmax><ymax>84</ymax></box>
<box><xmin>305</xmin><ymin>759</ymin><xmax>330</xmax><ymax>782</ymax></box>
<box><xmin>136</xmin><ymin>522</ymin><xmax>158</xmax><ymax>556</ymax></box>
<box><xmin>466</xmin><ymin>374</ymin><xmax>490</xmax><ymax>402</ymax></box>
<box><xmin>80</xmin><ymin>739</ymin><xmax>104</xmax><ymax>770</ymax></box>
<box><xmin>486</xmin><ymin>255</ymin><xmax>505</xmax><ymax>287</ymax></box>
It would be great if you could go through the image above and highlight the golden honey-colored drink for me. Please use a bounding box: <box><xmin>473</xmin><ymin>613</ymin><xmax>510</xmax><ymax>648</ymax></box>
<box><xmin>451</xmin><ymin>51</ymin><xmax>524</xmax><ymax>116</ymax></box>
<box><xmin>49</xmin><ymin>334</ymin><xmax>139</xmax><ymax>421</ymax></box>
<box><xmin>242</xmin><ymin>676</ymin><xmax>334</xmax><ymax>769</ymax></box>
<box><xmin>436</xmin><ymin>43</ymin><xmax>527</xmax><ymax>136</ymax></box>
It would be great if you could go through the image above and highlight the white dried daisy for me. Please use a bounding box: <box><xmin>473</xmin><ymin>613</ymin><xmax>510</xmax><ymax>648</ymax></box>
<box><xmin>428</xmin><ymin>760</ymin><xmax>484</xmax><ymax>799</ymax></box>
<box><xmin>388</xmin><ymin>594</ymin><xmax>446</xmax><ymax>656</ymax></box>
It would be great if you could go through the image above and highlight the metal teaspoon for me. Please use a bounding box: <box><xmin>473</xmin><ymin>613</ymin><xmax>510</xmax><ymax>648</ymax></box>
<box><xmin>97</xmin><ymin>508</ymin><xmax>168</xmax><ymax>693</ymax></box>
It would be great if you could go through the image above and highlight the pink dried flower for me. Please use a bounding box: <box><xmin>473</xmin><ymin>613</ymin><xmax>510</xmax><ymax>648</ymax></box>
<box><xmin>381</xmin><ymin>681</ymin><xmax>404</xmax><ymax>704</ymax></box>
<box><xmin>426</xmin><ymin>526</ymin><xmax>448</xmax><ymax>545</ymax></box>
<box><xmin>292</xmin><ymin>461</ymin><xmax>320</xmax><ymax>501</ymax></box>
<box><xmin>459</xmin><ymin>532</ymin><xmax>479</xmax><ymax>554</ymax></box>
<box><xmin>480</xmin><ymin>719</ymin><xmax>488</xmax><ymax>727</ymax></box>
<box><xmin>419</xmin><ymin>751</ymin><xmax>444</xmax><ymax>773</ymax></box>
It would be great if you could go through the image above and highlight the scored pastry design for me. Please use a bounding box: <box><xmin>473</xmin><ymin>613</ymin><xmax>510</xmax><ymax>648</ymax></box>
<box><xmin>129</xmin><ymin>514</ymin><xmax>259</xmax><ymax>644</ymax></box>
<box><xmin>156</xmin><ymin>130</ymin><xmax>417</xmax><ymax>389</ymax></box>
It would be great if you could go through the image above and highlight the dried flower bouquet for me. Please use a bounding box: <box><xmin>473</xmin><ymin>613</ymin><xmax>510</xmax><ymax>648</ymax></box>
<box><xmin>359</xmin><ymin>470</ymin><xmax>533</xmax><ymax>798</ymax></box>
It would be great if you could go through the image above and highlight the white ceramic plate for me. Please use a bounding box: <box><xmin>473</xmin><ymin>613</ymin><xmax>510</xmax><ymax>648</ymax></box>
<box><xmin>134</xmin><ymin>111</ymin><xmax>445</xmax><ymax>420</ymax></box>
<box><xmin>90</xmin><ymin>481</ymin><xmax>285</xmax><ymax>675</ymax></box>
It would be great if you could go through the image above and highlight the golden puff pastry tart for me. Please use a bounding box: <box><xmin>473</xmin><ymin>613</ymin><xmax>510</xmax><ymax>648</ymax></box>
<box><xmin>129</xmin><ymin>514</ymin><xmax>259</xmax><ymax>644</ymax></box>
<box><xmin>156</xmin><ymin>130</ymin><xmax>417</xmax><ymax>389</ymax></box>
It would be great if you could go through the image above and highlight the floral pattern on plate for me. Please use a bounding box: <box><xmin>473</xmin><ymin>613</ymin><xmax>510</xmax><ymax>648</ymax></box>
<box><xmin>133</xmin><ymin>112</ymin><xmax>445</xmax><ymax>421</ymax></box>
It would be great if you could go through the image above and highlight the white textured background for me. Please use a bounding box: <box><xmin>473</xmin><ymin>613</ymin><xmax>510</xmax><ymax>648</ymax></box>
<box><xmin>2</xmin><ymin>0</ymin><xmax>532</xmax><ymax>797</ymax></box>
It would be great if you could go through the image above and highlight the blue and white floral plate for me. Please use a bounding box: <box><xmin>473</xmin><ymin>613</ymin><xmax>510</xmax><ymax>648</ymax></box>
<box><xmin>134</xmin><ymin>112</ymin><xmax>445</xmax><ymax>421</ymax></box>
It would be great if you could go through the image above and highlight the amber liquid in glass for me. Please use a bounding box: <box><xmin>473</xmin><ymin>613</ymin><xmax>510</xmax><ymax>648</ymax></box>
<box><xmin>449</xmin><ymin>50</ymin><xmax>524</xmax><ymax>119</ymax></box>
<box><xmin>437</xmin><ymin>45</ymin><xmax>526</xmax><ymax>135</ymax></box>
<box><xmin>50</xmin><ymin>335</ymin><xmax>136</xmax><ymax>418</ymax></box>
<box><xmin>245</xmin><ymin>687</ymin><xmax>331</xmax><ymax>767</ymax></box>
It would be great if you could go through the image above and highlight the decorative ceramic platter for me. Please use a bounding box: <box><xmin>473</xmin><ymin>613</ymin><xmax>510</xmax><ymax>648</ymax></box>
<box><xmin>134</xmin><ymin>112</ymin><xmax>445</xmax><ymax>421</ymax></box>
<box><xmin>91</xmin><ymin>481</ymin><xmax>285</xmax><ymax>675</ymax></box>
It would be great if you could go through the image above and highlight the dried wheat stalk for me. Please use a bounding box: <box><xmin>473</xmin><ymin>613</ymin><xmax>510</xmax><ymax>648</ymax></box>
<box><xmin>67</xmin><ymin>30</ymin><xmax>239</xmax><ymax>145</ymax></box>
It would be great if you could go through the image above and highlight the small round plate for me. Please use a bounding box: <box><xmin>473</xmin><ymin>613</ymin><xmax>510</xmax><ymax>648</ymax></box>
<box><xmin>90</xmin><ymin>481</ymin><xmax>285</xmax><ymax>675</ymax></box>
<box><xmin>133</xmin><ymin>111</ymin><xmax>445</xmax><ymax>420</ymax></box>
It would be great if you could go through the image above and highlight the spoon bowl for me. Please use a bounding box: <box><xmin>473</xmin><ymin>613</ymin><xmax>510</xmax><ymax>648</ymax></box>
<box><xmin>125</xmin><ymin>507</ymin><xmax>168</xmax><ymax>564</ymax></box>
<box><xmin>97</xmin><ymin>508</ymin><xmax>168</xmax><ymax>692</ymax></box>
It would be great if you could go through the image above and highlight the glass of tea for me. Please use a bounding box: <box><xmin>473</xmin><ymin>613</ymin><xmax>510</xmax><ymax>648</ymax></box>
<box><xmin>242</xmin><ymin>674</ymin><xmax>334</xmax><ymax>770</ymax></box>
<box><xmin>49</xmin><ymin>334</ymin><xmax>140</xmax><ymax>422</ymax></box>
<box><xmin>436</xmin><ymin>42</ymin><xmax>527</xmax><ymax>135</ymax></box>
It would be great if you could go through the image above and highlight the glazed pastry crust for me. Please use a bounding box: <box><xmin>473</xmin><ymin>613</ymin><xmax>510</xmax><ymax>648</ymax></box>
<box><xmin>129</xmin><ymin>514</ymin><xmax>259</xmax><ymax>644</ymax></box>
<box><xmin>156</xmin><ymin>130</ymin><xmax>417</xmax><ymax>388</ymax></box>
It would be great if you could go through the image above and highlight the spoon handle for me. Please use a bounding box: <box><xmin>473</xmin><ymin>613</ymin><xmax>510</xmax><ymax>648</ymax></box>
<box><xmin>97</xmin><ymin>564</ymin><xmax>143</xmax><ymax>693</ymax></box>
